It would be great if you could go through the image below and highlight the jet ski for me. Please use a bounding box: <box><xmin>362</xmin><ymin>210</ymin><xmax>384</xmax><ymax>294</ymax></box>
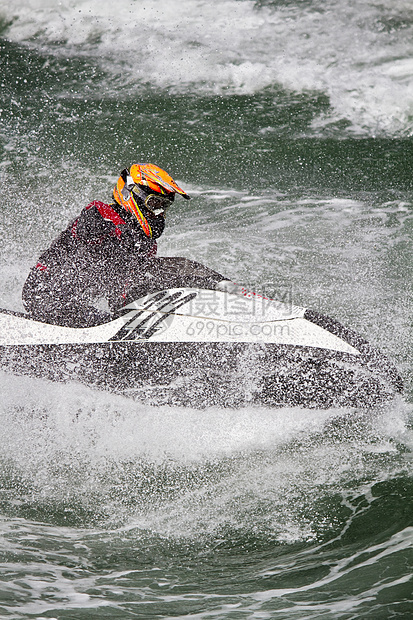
<box><xmin>0</xmin><ymin>282</ymin><xmax>403</xmax><ymax>408</ymax></box>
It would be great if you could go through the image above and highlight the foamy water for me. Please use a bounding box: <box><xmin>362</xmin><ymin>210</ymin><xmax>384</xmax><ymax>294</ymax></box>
<box><xmin>1</xmin><ymin>370</ymin><xmax>411</xmax><ymax>542</ymax></box>
<box><xmin>2</xmin><ymin>0</ymin><xmax>413</xmax><ymax>134</ymax></box>
<box><xmin>1</xmin><ymin>2</ymin><xmax>412</xmax><ymax>616</ymax></box>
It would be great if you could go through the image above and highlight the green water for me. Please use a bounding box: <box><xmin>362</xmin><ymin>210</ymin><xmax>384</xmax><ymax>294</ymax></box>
<box><xmin>0</xmin><ymin>0</ymin><xmax>412</xmax><ymax>617</ymax></box>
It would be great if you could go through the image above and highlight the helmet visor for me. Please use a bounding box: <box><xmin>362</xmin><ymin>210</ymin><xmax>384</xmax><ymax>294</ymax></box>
<box><xmin>144</xmin><ymin>193</ymin><xmax>173</xmax><ymax>216</ymax></box>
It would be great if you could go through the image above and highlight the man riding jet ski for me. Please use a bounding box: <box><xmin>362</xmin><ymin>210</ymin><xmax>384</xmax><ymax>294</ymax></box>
<box><xmin>22</xmin><ymin>163</ymin><xmax>228</xmax><ymax>327</ymax></box>
<box><xmin>11</xmin><ymin>164</ymin><xmax>402</xmax><ymax>407</ymax></box>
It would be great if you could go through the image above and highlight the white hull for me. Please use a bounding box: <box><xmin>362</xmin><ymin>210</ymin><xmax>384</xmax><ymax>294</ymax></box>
<box><xmin>0</xmin><ymin>288</ymin><xmax>402</xmax><ymax>408</ymax></box>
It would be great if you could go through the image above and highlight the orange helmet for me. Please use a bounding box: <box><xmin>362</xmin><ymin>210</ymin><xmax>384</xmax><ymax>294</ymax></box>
<box><xmin>113</xmin><ymin>163</ymin><xmax>190</xmax><ymax>237</ymax></box>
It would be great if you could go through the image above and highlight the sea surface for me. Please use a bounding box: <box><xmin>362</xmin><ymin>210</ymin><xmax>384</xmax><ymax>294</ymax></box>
<box><xmin>0</xmin><ymin>0</ymin><xmax>412</xmax><ymax>618</ymax></box>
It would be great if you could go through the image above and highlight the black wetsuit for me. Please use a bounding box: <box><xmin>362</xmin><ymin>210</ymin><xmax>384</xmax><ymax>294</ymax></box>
<box><xmin>22</xmin><ymin>200</ymin><xmax>224</xmax><ymax>327</ymax></box>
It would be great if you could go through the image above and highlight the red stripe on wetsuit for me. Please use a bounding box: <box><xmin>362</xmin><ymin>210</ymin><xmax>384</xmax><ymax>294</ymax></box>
<box><xmin>71</xmin><ymin>201</ymin><xmax>126</xmax><ymax>242</ymax></box>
